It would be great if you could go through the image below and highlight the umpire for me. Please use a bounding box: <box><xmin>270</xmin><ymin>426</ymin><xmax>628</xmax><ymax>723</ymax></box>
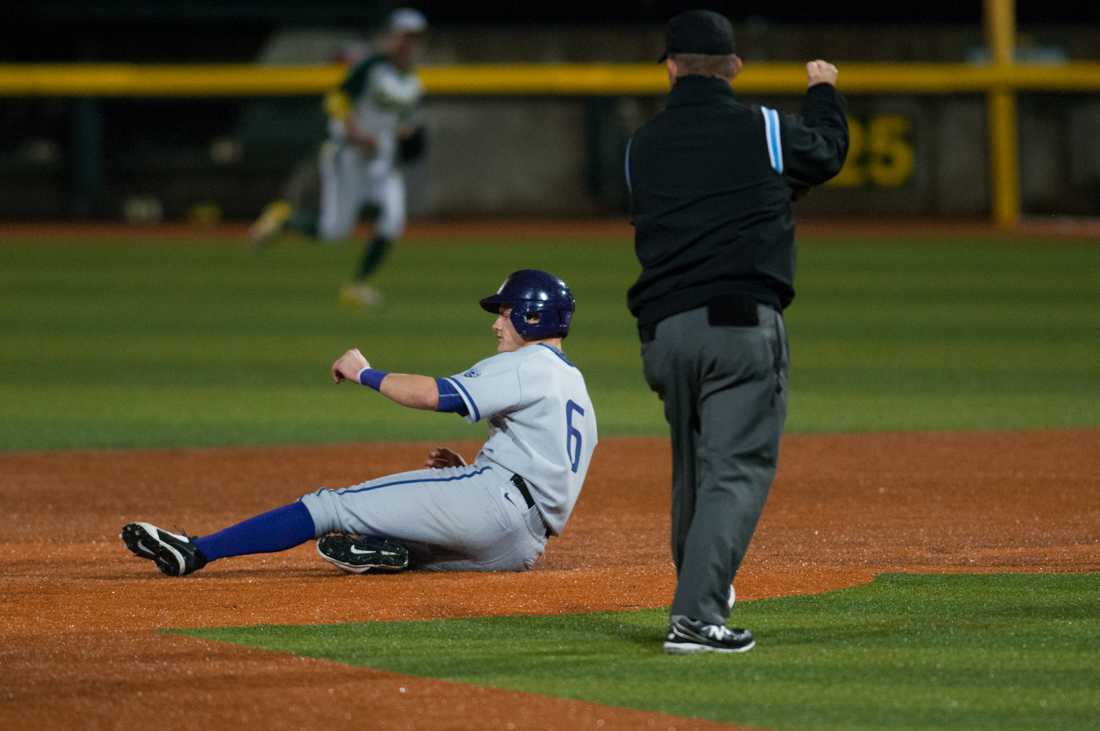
<box><xmin>625</xmin><ymin>10</ymin><xmax>849</xmax><ymax>654</ymax></box>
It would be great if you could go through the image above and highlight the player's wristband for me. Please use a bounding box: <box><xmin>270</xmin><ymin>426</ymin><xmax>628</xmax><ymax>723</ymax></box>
<box><xmin>357</xmin><ymin>368</ymin><xmax>388</xmax><ymax>391</ymax></box>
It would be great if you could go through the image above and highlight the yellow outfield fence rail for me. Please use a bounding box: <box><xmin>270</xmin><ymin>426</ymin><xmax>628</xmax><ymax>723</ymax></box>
<box><xmin>4</xmin><ymin>2</ymin><xmax>1079</xmax><ymax>228</ymax></box>
<box><xmin>0</xmin><ymin>62</ymin><xmax>1099</xmax><ymax>96</ymax></box>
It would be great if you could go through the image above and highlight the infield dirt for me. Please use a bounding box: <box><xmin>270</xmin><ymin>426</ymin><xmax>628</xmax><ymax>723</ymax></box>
<box><xmin>2</xmin><ymin>430</ymin><xmax>1098</xmax><ymax>729</ymax></box>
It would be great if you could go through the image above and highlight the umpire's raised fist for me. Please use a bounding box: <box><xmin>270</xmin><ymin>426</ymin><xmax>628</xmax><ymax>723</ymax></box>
<box><xmin>806</xmin><ymin>60</ymin><xmax>839</xmax><ymax>88</ymax></box>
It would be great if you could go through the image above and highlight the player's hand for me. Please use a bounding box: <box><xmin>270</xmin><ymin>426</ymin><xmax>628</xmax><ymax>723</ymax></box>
<box><xmin>344</xmin><ymin>117</ymin><xmax>378</xmax><ymax>156</ymax></box>
<box><xmin>331</xmin><ymin>348</ymin><xmax>370</xmax><ymax>384</ymax></box>
<box><xmin>425</xmin><ymin>447</ymin><xmax>466</xmax><ymax>469</ymax></box>
<box><xmin>806</xmin><ymin>60</ymin><xmax>838</xmax><ymax>88</ymax></box>
<box><xmin>349</xmin><ymin>130</ymin><xmax>378</xmax><ymax>156</ymax></box>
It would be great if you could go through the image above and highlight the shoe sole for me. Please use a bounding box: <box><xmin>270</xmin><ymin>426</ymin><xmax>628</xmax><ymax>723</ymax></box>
<box><xmin>121</xmin><ymin>522</ymin><xmax>188</xmax><ymax>577</ymax></box>
<box><xmin>248</xmin><ymin>206</ymin><xmax>290</xmax><ymax>245</ymax></box>
<box><xmin>663</xmin><ymin>639</ymin><xmax>756</xmax><ymax>654</ymax></box>
<box><xmin>315</xmin><ymin>541</ymin><xmax>407</xmax><ymax>574</ymax></box>
<box><xmin>121</xmin><ymin>525</ymin><xmax>157</xmax><ymax>559</ymax></box>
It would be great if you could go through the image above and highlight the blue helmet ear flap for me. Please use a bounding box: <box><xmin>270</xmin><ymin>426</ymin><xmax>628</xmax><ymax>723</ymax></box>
<box><xmin>510</xmin><ymin>304</ymin><xmax>539</xmax><ymax>339</ymax></box>
<box><xmin>558</xmin><ymin>308</ymin><xmax>574</xmax><ymax>336</ymax></box>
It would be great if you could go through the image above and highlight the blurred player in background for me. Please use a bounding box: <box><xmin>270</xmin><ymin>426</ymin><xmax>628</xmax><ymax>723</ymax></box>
<box><xmin>250</xmin><ymin>7</ymin><xmax>429</xmax><ymax>307</ymax></box>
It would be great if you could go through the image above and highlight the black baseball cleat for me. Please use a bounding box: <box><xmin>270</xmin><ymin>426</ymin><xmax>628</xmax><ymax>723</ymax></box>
<box><xmin>663</xmin><ymin>616</ymin><xmax>756</xmax><ymax>654</ymax></box>
<box><xmin>316</xmin><ymin>533</ymin><xmax>410</xmax><ymax>574</ymax></box>
<box><xmin>121</xmin><ymin>522</ymin><xmax>208</xmax><ymax>577</ymax></box>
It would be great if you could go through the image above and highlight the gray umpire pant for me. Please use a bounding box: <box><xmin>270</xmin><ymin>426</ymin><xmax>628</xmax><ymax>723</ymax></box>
<box><xmin>641</xmin><ymin>303</ymin><xmax>789</xmax><ymax>626</ymax></box>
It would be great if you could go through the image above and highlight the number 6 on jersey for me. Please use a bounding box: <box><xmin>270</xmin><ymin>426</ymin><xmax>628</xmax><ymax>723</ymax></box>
<box><xmin>566</xmin><ymin>400</ymin><xmax>585</xmax><ymax>474</ymax></box>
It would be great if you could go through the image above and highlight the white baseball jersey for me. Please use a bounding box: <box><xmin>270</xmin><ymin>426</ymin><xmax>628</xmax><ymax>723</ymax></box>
<box><xmin>317</xmin><ymin>54</ymin><xmax>421</xmax><ymax>241</ymax></box>
<box><xmin>329</xmin><ymin>54</ymin><xmax>422</xmax><ymax>176</ymax></box>
<box><xmin>443</xmin><ymin>343</ymin><xmax>598</xmax><ymax>536</ymax></box>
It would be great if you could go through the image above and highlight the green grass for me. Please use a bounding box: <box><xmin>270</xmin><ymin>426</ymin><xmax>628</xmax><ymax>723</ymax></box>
<box><xmin>180</xmin><ymin>573</ymin><xmax>1100</xmax><ymax>730</ymax></box>
<box><xmin>2</xmin><ymin>233</ymin><xmax>1098</xmax><ymax>450</ymax></box>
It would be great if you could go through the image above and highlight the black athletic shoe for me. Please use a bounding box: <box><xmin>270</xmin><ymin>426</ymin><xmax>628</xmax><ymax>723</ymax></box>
<box><xmin>663</xmin><ymin>616</ymin><xmax>756</xmax><ymax>654</ymax></box>
<box><xmin>121</xmin><ymin>522</ymin><xmax>208</xmax><ymax>577</ymax></box>
<box><xmin>316</xmin><ymin>533</ymin><xmax>410</xmax><ymax>574</ymax></box>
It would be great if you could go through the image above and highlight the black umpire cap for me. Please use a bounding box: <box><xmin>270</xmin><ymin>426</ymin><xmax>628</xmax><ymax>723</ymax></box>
<box><xmin>658</xmin><ymin>10</ymin><xmax>736</xmax><ymax>62</ymax></box>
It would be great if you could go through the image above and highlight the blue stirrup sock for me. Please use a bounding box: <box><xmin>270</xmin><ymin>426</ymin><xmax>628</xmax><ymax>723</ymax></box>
<box><xmin>193</xmin><ymin>501</ymin><xmax>317</xmax><ymax>562</ymax></box>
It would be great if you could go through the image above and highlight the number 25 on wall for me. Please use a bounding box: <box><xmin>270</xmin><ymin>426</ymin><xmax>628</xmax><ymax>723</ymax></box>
<box><xmin>828</xmin><ymin>115</ymin><xmax>914</xmax><ymax>189</ymax></box>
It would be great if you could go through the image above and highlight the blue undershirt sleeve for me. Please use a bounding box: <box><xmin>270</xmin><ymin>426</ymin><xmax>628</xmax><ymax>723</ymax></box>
<box><xmin>435</xmin><ymin>378</ymin><xmax>470</xmax><ymax>416</ymax></box>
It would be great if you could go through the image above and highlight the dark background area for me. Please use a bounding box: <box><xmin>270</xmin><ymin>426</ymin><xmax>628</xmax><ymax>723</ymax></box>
<box><xmin>3</xmin><ymin>1</ymin><xmax>1097</xmax><ymax>61</ymax></box>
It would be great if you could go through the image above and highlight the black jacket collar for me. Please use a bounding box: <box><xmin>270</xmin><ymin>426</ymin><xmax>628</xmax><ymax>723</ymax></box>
<box><xmin>666</xmin><ymin>75</ymin><xmax>738</xmax><ymax>108</ymax></box>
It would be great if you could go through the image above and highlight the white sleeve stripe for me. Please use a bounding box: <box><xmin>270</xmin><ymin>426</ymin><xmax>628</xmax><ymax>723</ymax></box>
<box><xmin>762</xmin><ymin>107</ymin><xmax>783</xmax><ymax>174</ymax></box>
<box><xmin>624</xmin><ymin>136</ymin><xmax>634</xmax><ymax>195</ymax></box>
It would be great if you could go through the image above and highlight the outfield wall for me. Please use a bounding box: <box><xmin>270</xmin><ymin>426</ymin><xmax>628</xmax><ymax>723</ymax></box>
<box><xmin>2</xmin><ymin>23</ymin><xmax>1098</xmax><ymax>222</ymax></box>
<box><xmin>6</xmin><ymin>91</ymin><xmax>1096</xmax><ymax>221</ymax></box>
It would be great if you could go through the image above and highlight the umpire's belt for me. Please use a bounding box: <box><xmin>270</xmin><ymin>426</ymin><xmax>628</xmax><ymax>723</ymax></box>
<box><xmin>638</xmin><ymin>294</ymin><xmax>773</xmax><ymax>343</ymax></box>
<box><xmin>511</xmin><ymin>473</ymin><xmax>552</xmax><ymax>539</ymax></box>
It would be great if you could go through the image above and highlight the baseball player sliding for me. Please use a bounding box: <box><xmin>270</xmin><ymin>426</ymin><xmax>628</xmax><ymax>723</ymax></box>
<box><xmin>121</xmin><ymin>270</ymin><xmax>597</xmax><ymax>576</ymax></box>
<box><xmin>250</xmin><ymin>8</ymin><xmax>429</xmax><ymax>307</ymax></box>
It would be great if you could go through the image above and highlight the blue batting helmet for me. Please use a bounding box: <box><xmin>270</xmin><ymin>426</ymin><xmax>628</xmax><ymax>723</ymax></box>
<box><xmin>479</xmin><ymin>270</ymin><xmax>576</xmax><ymax>340</ymax></box>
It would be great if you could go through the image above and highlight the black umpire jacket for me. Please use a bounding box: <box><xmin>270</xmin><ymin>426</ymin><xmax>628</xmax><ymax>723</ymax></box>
<box><xmin>625</xmin><ymin>75</ymin><xmax>849</xmax><ymax>327</ymax></box>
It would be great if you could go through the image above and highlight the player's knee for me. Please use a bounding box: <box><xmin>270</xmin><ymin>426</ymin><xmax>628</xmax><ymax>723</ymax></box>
<box><xmin>498</xmin><ymin>555</ymin><xmax>539</xmax><ymax>572</ymax></box>
<box><xmin>377</xmin><ymin>216</ymin><xmax>405</xmax><ymax>240</ymax></box>
<box><xmin>520</xmin><ymin>549</ymin><xmax>543</xmax><ymax>571</ymax></box>
<box><xmin>298</xmin><ymin>489</ymin><xmax>339</xmax><ymax>535</ymax></box>
<box><xmin>318</xmin><ymin>219</ymin><xmax>351</xmax><ymax>241</ymax></box>
<box><xmin>484</xmin><ymin>544</ymin><xmax>543</xmax><ymax>572</ymax></box>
